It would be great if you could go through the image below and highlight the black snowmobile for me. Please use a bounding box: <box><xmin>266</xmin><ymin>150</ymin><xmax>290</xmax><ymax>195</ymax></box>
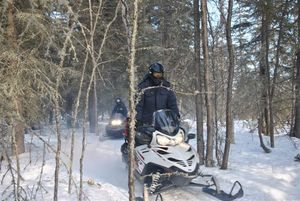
<box><xmin>121</xmin><ymin>109</ymin><xmax>243</xmax><ymax>200</ymax></box>
<box><xmin>105</xmin><ymin>113</ymin><xmax>126</xmax><ymax>138</ymax></box>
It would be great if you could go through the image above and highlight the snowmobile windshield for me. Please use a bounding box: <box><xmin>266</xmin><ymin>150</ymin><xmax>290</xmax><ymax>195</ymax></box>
<box><xmin>152</xmin><ymin>109</ymin><xmax>179</xmax><ymax>136</ymax></box>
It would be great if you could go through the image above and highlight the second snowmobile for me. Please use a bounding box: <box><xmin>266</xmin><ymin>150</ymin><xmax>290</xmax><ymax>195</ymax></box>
<box><xmin>105</xmin><ymin>113</ymin><xmax>126</xmax><ymax>138</ymax></box>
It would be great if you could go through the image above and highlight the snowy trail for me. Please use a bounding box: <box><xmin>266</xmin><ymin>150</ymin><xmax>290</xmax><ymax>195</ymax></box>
<box><xmin>13</xmin><ymin>121</ymin><xmax>299</xmax><ymax>201</ymax></box>
<box><xmin>74</xmin><ymin>122</ymin><xmax>300</xmax><ymax>201</ymax></box>
<box><xmin>68</xmin><ymin>131</ymin><xmax>218</xmax><ymax>201</ymax></box>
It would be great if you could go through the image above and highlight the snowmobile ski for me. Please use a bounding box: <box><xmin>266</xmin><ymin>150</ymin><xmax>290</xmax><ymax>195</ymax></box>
<box><xmin>192</xmin><ymin>180</ymin><xmax>243</xmax><ymax>201</ymax></box>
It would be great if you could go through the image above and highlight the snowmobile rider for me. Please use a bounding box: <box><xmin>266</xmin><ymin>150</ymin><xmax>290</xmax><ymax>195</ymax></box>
<box><xmin>112</xmin><ymin>98</ymin><xmax>128</xmax><ymax>118</ymax></box>
<box><xmin>135</xmin><ymin>62</ymin><xmax>180</xmax><ymax>127</ymax></box>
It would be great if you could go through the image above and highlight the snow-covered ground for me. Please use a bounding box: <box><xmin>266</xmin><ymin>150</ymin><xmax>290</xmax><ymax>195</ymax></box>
<box><xmin>0</xmin><ymin>120</ymin><xmax>300</xmax><ymax>201</ymax></box>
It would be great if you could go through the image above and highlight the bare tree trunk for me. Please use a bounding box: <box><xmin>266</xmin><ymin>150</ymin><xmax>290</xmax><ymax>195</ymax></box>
<box><xmin>88</xmin><ymin>82</ymin><xmax>97</xmax><ymax>133</ymax></box>
<box><xmin>121</xmin><ymin>0</ymin><xmax>131</xmax><ymax>52</ymax></box>
<box><xmin>259</xmin><ymin>0</ymin><xmax>274</xmax><ymax>149</ymax></box>
<box><xmin>79</xmin><ymin>95</ymin><xmax>89</xmax><ymax>201</ymax></box>
<box><xmin>201</xmin><ymin>0</ymin><xmax>214</xmax><ymax>167</ymax></box>
<box><xmin>258</xmin><ymin>117</ymin><xmax>271</xmax><ymax>153</ymax></box>
<box><xmin>221</xmin><ymin>0</ymin><xmax>234</xmax><ymax>170</ymax></box>
<box><xmin>291</xmin><ymin>62</ymin><xmax>296</xmax><ymax>136</ymax></box>
<box><xmin>193</xmin><ymin>0</ymin><xmax>205</xmax><ymax>165</ymax></box>
<box><xmin>53</xmin><ymin>90</ymin><xmax>62</xmax><ymax>201</ymax></box>
<box><xmin>78</xmin><ymin>1</ymin><xmax>120</xmax><ymax>199</ymax></box>
<box><xmin>94</xmin><ymin>75</ymin><xmax>99</xmax><ymax>135</ymax></box>
<box><xmin>270</xmin><ymin>0</ymin><xmax>289</xmax><ymax>141</ymax></box>
<box><xmin>264</xmin><ymin>0</ymin><xmax>274</xmax><ymax>147</ymax></box>
<box><xmin>128</xmin><ymin>0</ymin><xmax>140</xmax><ymax>199</ymax></box>
<box><xmin>65</xmin><ymin>1</ymin><xmax>84</xmax><ymax>194</ymax></box>
<box><xmin>121</xmin><ymin>1</ymin><xmax>138</xmax><ymax>198</ymax></box>
<box><xmin>3</xmin><ymin>0</ymin><xmax>26</xmax><ymax>187</ymax></box>
<box><xmin>87</xmin><ymin>0</ymin><xmax>102</xmax><ymax>135</ymax></box>
<box><xmin>208</xmin><ymin>0</ymin><xmax>227</xmax><ymax>166</ymax></box>
<box><xmin>257</xmin><ymin>0</ymin><xmax>272</xmax><ymax>154</ymax></box>
<box><xmin>14</xmin><ymin>121</ymin><xmax>25</xmax><ymax>155</ymax></box>
<box><xmin>53</xmin><ymin>3</ymin><xmax>79</xmax><ymax>199</ymax></box>
<box><xmin>87</xmin><ymin>0</ymin><xmax>119</xmax><ymax>136</ymax></box>
<box><xmin>293</xmin><ymin>0</ymin><xmax>300</xmax><ymax>139</ymax></box>
<box><xmin>68</xmin><ymin>49</ymin><xmax>89</xmax><ymax>194</ymax></box>
<box><xmin>258</xmin><ymin>0</ymin><xmax>270</xmax><ymax>136</ymax></box>
<box><xmin>295</xmin><ymin>57</ymin><xmax>300</xmax><ymax>138</ymax></box>
<box><xmin>11</xmin><ymin>120</ymin><xmax>21</xmax><ymax>200</ymax></box>
<box><xmin>217</xmin><ymin>0</ymin><xmax>227</xmax><ymax>126</ymax></box>
<box><xmin>161</xmin><ymin>0</ymin><xmax>170</xmax><ymax>63</ymax></box>
<box><xmin>1</xmin><ymin>140</ymin><xmax>19</xmax><ymax>201</ymax></box>
<box><xmin>7</xmin><ymin>0</ymin><xmax>26</xmax><ymax>156</ymax></box>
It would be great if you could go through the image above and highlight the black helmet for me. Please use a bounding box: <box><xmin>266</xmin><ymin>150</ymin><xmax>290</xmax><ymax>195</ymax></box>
<box><xmin>149</xmin><ymin>62</ymin><xmax>164</xmax><ymax>74</ymax></box>
<box><xmin>116</xmin><ymin>98</ymin><xmax>121</xmax><ymax>103</ymax></box>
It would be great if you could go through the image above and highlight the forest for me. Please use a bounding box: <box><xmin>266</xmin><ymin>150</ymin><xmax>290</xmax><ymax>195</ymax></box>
<box><xmin>0</xmin><ymin>0</ymin><xmax>300</xmax><ymax>201</ymax></box>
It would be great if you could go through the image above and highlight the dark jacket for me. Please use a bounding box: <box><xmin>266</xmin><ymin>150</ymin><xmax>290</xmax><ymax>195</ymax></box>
<box><xmin>112</xmin><ymin>101</ymin><xmax>128</xmax><ymax>117</ymax></box>
<box><xmin>136</xmin><ymin>74</ymin><xmax>180</xmax><ymax>125</ymax></box>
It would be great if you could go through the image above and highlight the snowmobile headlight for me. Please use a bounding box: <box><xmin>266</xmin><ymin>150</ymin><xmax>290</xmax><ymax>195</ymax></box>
<box><xmin>174</xmin><ymin>132</ymin><xmax>184</xmax><ymax>144</ymax></box>
<box><xmin>156</xmin><ymin>135</ymin><xmax>171</xmax><ymax>146</ymax></box>
<box><xmin>156</xmin><ymin>133</ymin><xmax>184</xmax><ymax>146</ymax></box>
<box><xmin>111</xmin><ymin>119</ymin><xmax>122</xmax><ymax>126</ymax></box>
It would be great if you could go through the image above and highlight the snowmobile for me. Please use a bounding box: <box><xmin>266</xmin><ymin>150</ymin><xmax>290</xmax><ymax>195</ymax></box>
<box><xmin>105</xmin><ymin>113</ymin><xmax>126</xmax><ymax>138</ymax></box>
<box><xmin>121</xmin><ymin>109</ymin><xmax>243</xmax><ymax>201</ymax></box>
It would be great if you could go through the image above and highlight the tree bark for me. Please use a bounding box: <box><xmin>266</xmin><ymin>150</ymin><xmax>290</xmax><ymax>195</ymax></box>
<box><xmin>88</xmin><ymin>81</ymin><xmax>97</xmax><ymax>133</ymax></box>
<box><xmin>258</xmin><ymin>117</ymin><xmax>271</xmax><ymax>153</ymax></box>
<box><xmin>127</xmin><ymin>0</ymin><xmax>140</xmax><ymax>200</ymax></box>
<box><xmin>7</xmin><ymin>0</ymin><xmax>26</xmax><ymax>156</ymax></box>
<box><xmin>193</xmin><ymin>0</ymin><xmax>205</xmax><ymax>165</ymax></box>
<box><xmin>161</xmin><ymin>0</ymin><xmax>171</xmax><ymax>63</ymax></box>
<box><xmin>14</xmin><ymin>122</ymin><xmax>25</xmax><ymax>155</ymax></box>
<box><xmin>265</xmin><ymin>0</ymin><xmax>274</xmax><ymax>147</ymax></box>
<box><xmin>221</xmin><ymin>0</ymin><xmax>234</xmax><ymax>170</ymax></box>
<box><xmin>6</xmin><ymin>1</ymin><xmax>24</xmax><ymax>199</ymax></box>
<box><xmin>270</xmin><ymin>0</ymin><xmax>289</xmax><ymax>142</ymax></box>
<box><xmin>11</xmin><ymin>120</ymin><xmax>22</xmax><ymax>200</ymax></box>
<box><xmin>121</xmin><ymin>0</ymin><xmax>131</xmax><ymax>52</ymax></box>
<box><xmin>201</xmin><ymin>0</ymin><xmax>214</xmax><ymax>167</ymax></box>
<box><xmin>258</xmin><ymin>0</ymin><xmax>271</xmax><ymax>139</ymax></box>
<box><xmin>293</xmin><ymin>0</ymin><xmax>300</xmax><ymax>139</ymax></box>
<box><xmin>53</xmin><ymin>91</ymin><xmax>62</xmax><ymax>201</ymax></box>
<box><xmin>94</xmin><ymin>74</ymin><xmax>99</xmax><ymax>135</ymax></box>
<box><xmin>257</xmin><ymin>0</ymin><xmax>272</xmax><ymax>153</ymax></box>
<box><xmin>68</xmin><ymin>51</ymin><xmax>89</xmax><ymax>194</ymax></box>
<box><xmin>53</xmin><ymin>2</ymin><xmax>79</xmax><ymax>199</ymax></box>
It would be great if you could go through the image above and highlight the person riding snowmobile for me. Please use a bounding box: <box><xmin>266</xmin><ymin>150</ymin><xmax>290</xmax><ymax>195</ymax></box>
<box><xmin>121</xmin><ymin>62</ymin><xmax>181</xmax><ymax>153</ymax></box>
<box><xmin>136</xmin><ymin>62</ymin><xmax>180</xmax><ymax>127</ymax></box>
<box><xmin>120</xmin><ymin>64</ymin><xmax>244</xmax><ymax>199</ymax></box>
<box><xmin>112</xmin><ymin>98</ymin><xmax>128</xmax><ymax>118</ymax></box>
<box><xmin>105</xmin><ymin>98</ymin><xmax>128</xmax><ymax>138</ymax></box>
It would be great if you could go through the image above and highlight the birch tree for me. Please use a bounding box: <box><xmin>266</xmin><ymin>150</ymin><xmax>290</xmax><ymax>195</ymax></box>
<box><xmin>127</xmin><ymin>0</ymin><xmax>140</xmax><ymax>199</ymax></box>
